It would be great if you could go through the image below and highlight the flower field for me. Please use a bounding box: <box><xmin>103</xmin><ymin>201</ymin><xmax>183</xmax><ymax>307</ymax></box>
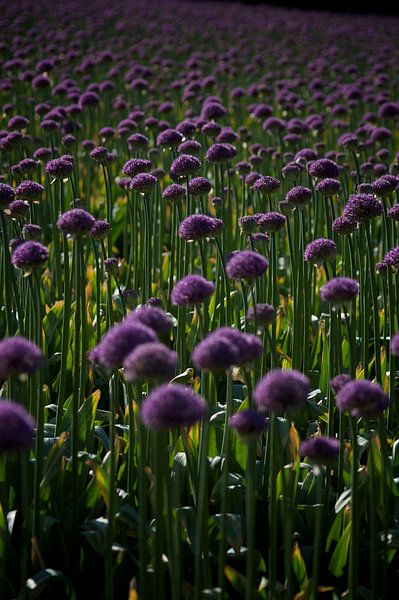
<box><xmin>0</xmin><ymin>0</ymin><xmax>399</xmax><ymax>598</ymax></box>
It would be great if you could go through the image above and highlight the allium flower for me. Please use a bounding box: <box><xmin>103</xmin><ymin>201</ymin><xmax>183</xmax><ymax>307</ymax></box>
<box><xmin>188</xmin><ymin>177</ymin><xmax>212</xmax><ymax>196</ymax></box>
<box><xmin>216</xmin><ymin>327</ymin><xmax>263</xmax><ymax>365</ymax></box>
<box><xmin>162</xmin><ymin>183</ymin><xmax>185</xmax><ymax>203</ymax></box>
<box><xmin>336</xmin><ymin>379</ymin><xmax>389</xmax><ymax>418</ymax></box>
<box><xmin>11</xmin><ymin>241</ymin><xmax>49</xmax><ymax>272</ymax></box>
<box><xmin>285</xmin><ymin>186</ymin><xmax>312</xmax><ymax>208</ymax></box>
<box><xmin>156</xmin><ymin>128</ymin><xmax>183</xmax><ymax>148</ymax></box>
<box><xmin>45</xmin><ymin>157</ymin><xmax>73</xmax><ymax>179</ymax></box>
<box><xmin>0</xmin><ymin>336</ymin><xmax>43</xmax><ymax>379</ymax></box>
<box><xmin>178</xmin><ymin>214</ymin><xmax>223</xmax><ymax>240</ymax></box>
<box><xmin>89</xmin><ymin>146</ymin><xmax>109</xmax><ymax>164</ymax></box>
<box><xmin>315</xmin><ymin>178</ymin><xmax>341</xmax><ymax>196</ymax></box>
<box><xmin>79</xmin><ymin>91</ymin><xmax>100</xmax><ymax>107</ymax></box>
<box><xmin>383</xmin><ymin>247</ymin><xmax>399</xmax><ymax>270</ymax></box>
<box><xmin>320</xmin><ymin>277</ymin><xmax>359</xmax><ymax>307</ymax></box>
<box><xmin>170</xmin><ymin>154</ymin><xmax>201</xmax><ymax>179</ymax></box>
<box><xmin>238</xmin><ymin>215</ymin><xmax>258</xmax><ymax>234</ymax></box>
<box><xmin>257</xmin><ymin>212</ymin><xmax>286</xmax><ymax>232</ymax></box>
<box><xmin>179</xmin><ymin>140</ymin><xmax>202</xmax><ymax>155</ymax></box>
<box><xmin>205</xmin><ymin>143</ymin><xmax>236</xmax><ymax>163</ymax></box>
<box><xmin>300</xmin><ymin>436</ymin><xmax>339</xmax><ymax>464</ymax></box>
<box><xmin>247</xmin><ymin>303</ymin><xmax>276</xmax><ymax>326</ymax></box>
<box><xmin>343</xmin><ymin>194</ymin><xmax>383</xmax><ymax>223</ymax></box>
<box><xmin>308</xmin><ymin>158</ymin><xmax>340</xmax><ymax>178</ymax></box>
<box><xmin>15</xmin><ymin>180</ymin><xmax>44</xmax><ymax>202</ymax></box>
<box><xmin>140</xmin><ymin>384</ymin><xmax>207</xmax><ymax>430</ymax></box>
<box><xmin>8</xmin><ymin>200</ymin><xmax>29</xmax><ymax>219</ymax></box>
<box><xmin>91</xmin><ymin>219</ymin><xmax>110</xmax><ymax>241</ymax></box>
<box><xmin>332</xmin><ymin>215</ymin><xmax>358</xmax><ymax>235</ymax></box>
<box><xmin>372</xmin><ymin>176</ymin><xmax>398</xmax><ymax>196</ymax></box>
<box><xmin>123</xmin><ymin>342</ymin><xmax>176</xmax><ymax>382</ymax></box>
<box><xmin>122</xmin><ymin>158</ymin><xmax>151</xmax><ymax>177</ymax></box>
<box><xmin>22</xmin><ymin>224</ymin><xmax>42</xmax><ymax>240</ymax></box>
<box><xmin>254</xmin><ymin>369</ymin><xmax>310</xmax><ymax>413</ymax></box>
<box><xmin>229</xmin><ymin>410</ymin><xmax>267</xmax><ymax>442</ymax></box>
<box><xmin>253</xmin><ymin>175</ymin><xmax>280</xmax><ymax>194</ymax></box>
<box><xmin>129</xmin><ymin>173</ymin><xmax>157</xmax><ymax>194</ymax></box>
<box><xmin>226</xmin><ymin>250</ymin><xmax>268</xmax><ymax>280</ymax></box>
<box><xmin>128</xmin><ymin>133</ymin><xmax>149</xmax><ymax>149</ymax></box>
<box><xmin>304</xmin><ymin>238</ymin><xmax>337</xmax><ymax>266</ymax></box>
<box><xmin>330</xmin><ymin>374</ymin><xmax>352</xmax><ymax>394</ymax></box>
<box><xmin>391</xmin><ymin>333</ymin><xmax>399</xmax><ymax>357</ymax></box>
<box><xmin>0</xmin><ymin>401</ymin><xmax>35</xmax><ymax>453</ymax></box>
<box><xmin>0</xmin><ymin>183</ymin><xmax>15</xmax><ymax>207</ymax></box>
<box><xmin>387</xmin><ymin>205</ymin><xmax>399</xmax><ymax>221</ymax></box>
<box><xmin>192</xmin><ymin>335</ymin><xmax>240</xmax><ymax>371</ymax></box>
<box><xmin>130</xmin><ymin>306</ymin><xmax>173</xmax><ymax>334</ymax></box>
<box><xmin>171</xmin><ymin>275</ymin><xmax>215</xmax><ymax>306</ymax></box>
<box><xmin>57</xmin><ymin>209</ymin><xmax>95</xmax><ymax>236</ymax></box>
<box><xmin>90</xmin><ymin>321</ymin><xmax>156</xmax><ymax>369</ymax></box>
<box><xmin>376</xmin><ymin>261</ymin><xmax>388</xmax><ymax>276</ymax></box>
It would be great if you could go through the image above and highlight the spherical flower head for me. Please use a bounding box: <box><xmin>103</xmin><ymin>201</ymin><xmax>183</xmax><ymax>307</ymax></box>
<box><xmin>179</xmin><ymin>140</ymin><xmax>202</xmax><ymax>155</ymax></box>
<box><xmin>304</xmin><ymin>238</ymin><xmax>337</xmax><ymax>267</ymax></box>
<box><xmin>0</xmin><ymin>401</ymin><xmax>35</xmax><ymax>453</ymax></box>
<box><xmin>46</xmin><ymin>157</ymin><xmax>73</xmax><ymax>179</ymax></box>
<box><xmin>171</xmin><ymin>275</ymin><xmax>214</xmax><ymax>306</ymax></box>
<box><xmin>336</xmin><ymin>379</ymin><xmax>390</xmax><ymax>418</ymax></box>
<box><xmin>285</xmin><ymin>186</ymin><xmax>312</xmax><ymax>208</ymax></box>
<box><xmin>8</xmin><ymin>200</ymin><xmax>29</xmax><ymax>219</ymax></box>
<box><xmin>162</xmin><ymin>184</ymin><xmax>185</xmax><ymax>203</ymax></box>
<box><xmin>320</xmin><ymin>277</ymin><xmax>359</xmax><ymax>307</ymax></box>
<box><xmin>247</xmin><ymin>303</ymin><xmax>276</xmax><ymax>326</ymax></box>
<box><xmin>170</xmin><ymin>154</ymin><xmax>201</xmax><ymax>179</ymax></box>
<box><xmin>0</xmin><ymin>336</ymin><xmax>43</xmax><ymax>379</ymax></box>
<box><xmin>129</xmin><ymin>173</ymin><xmax>157</xmax><ymax>194</ymax></box>
<box><xmin>253</xmin><ymin>175</ymin><xmax>280</xmax><ymax>195</ymax></box>
<box><xmin>156</xmin><ymin>129</ymin><xmax>183</xmax><ymax>148</ymax></box>
<box><xmin>282</xmin><ymin>162</ymin><xmax>302</xmax><ymax>181</ymax></box>
<box><xmin>338</xmin><ymin>133</ymin><xmax>358</xmax><ymax>150</ymax></box>
<box><xmin>0</xmin><ymin>183</ymin><xmax>15</xmax><ymax>208</ymax></box>
<box><xmin>90</xmin><ymin>321</ymin><xmax>157</xmax><ymax>370</ymax></box>
<box><xmin>188</xmin><ymin>177</ymin><xmax>212</xmax><ymax>196</ymax></box>
<box><xmin>130</xmin><ymin>306</ymin><xmax>173</xmax><ymax>335</ymax></box>
<box><xmin>91</xmin><ymin>219</ymin><xmax>110</xmax><ymax>241</ymax></box>
<box><xmin>330</xmin><ymin>374</ymin><xmax>352</xmax><ymax>394</ymax></box>
<box><xmin>18</xmin><ymin>158</ymin><xmax>38</xmax><ymax>175</ymax></box>
<box><xmin>89</xmin><ymin>146</ymin><xmax>109</xmax><ymax>165</ymax></box>
<box><xmin>238</xmin><ymin>215</ymin><xmax>258</xmax><ymax>234</ymax></box>
<box><xmin>372</xmin><ymin>176</ymin><xmax>398</xmax><ymax>197</ymax></box>
<box><xmin>343</xmin><ymin>194</ymin><xmax>383</xmax><ymax>223</ymax></box>
<box><xmin>332</xmin><ymin>215</ymin><xmax>358</xmax><ymax>235</ymax></box>
<box><xmin>11</xmin><ymin>240</ymin><xmax>49</xmax><ymax>272</ymax></box>
<box><xmin>122</xmin><ymin>158</ymin><xmax>151</xmax><ymax>177</ymax></box>
<box><xmin>376</xmin><ymin>261</ymin><xmax>388</xmax><ymax>276</ymax></box>
<box><xmin>123</xmin><ymin>342</ymin><xmax>176</xmax><ymax>382</ymax></box>
<box><xmin>15</xmin><ymin>180</ymin><xmax>44</xmax><ymax>202</ymax></box>
<box><xmin>257</xmin><ymin>212</ymin><xmax>286</xmax><ymax>232</ymax></box>
<box><xmin>391</xmin><ymin>332</ymin><xmax>399</xmax><ymax>357</ymax></box>
<box><xmin>300</xmin><ymin>436</ymin><xmax>339</xmax><ymax>464</ymax></box>
<box><xmin>254</xmin><ymin>369</ymin><xmax>310</xmax><ymax>414</ymax></box>
<box><xmin>387</xmin><ymin>205</ymin><xmax>399</xmax><ymax>221</ymax></box>
<box><xmin>229</xmin><ymin>410</ymin><xmax>267</xmax><ymax>442</ymax></box>
<box><xmin>192</xmin><ymin>334</ymin><xmax>240</xmax><ymax>372</ymax></box>
<box><xmin>383</xmin><ymin>247</ymin><xmax>399</xmax><ymax>270</ymax></box>
<box><xmin>179</xmin><ymin>214</ymin><xmax>223</xmax><ymax>241</ymax></box>
<box><xmin>308</xmin><ymin>158</ymin><xmax>340</xmax><ymax>179</ymax></box>
<box><xmin>57</xmin><ymin>209</ymin><xmax>95</xmax><ymax>236</ymax></box>
<box><xmin>22</xmin><ymin>224</ymin><xmax>42</xmax><ymax>241</ymax></box>
<box><xmin>226</xmin><ymin>250</ymin><xmax>268</xmax><ymax>281</ymax></box>
<box><xmin>205</xmin><ymin>143</ymin><xmax>236</xmax><ymax>163</ymax></box>
<box><xmin>128</xmin><ymin>133</ymin><xmax>149</xmax><ymax>149</ymax></box>
<box><xmin>141</xmin><ymin>384</ymin><xmax>207</xmax><ymax>429</ymax></box>
<box><xmin>216</xmin><ymin>327</ymin><xmax>263</xmax><ymax>365</ymax></box>
<box><xmin>79</xmin><ymin>91</ymin><xmax>100</xmax><ymax>107</ymax></box>
<box><xmin>315</xmin><ymin>178</ymin><xmax>341</xmax><ymax>196</ymax></box>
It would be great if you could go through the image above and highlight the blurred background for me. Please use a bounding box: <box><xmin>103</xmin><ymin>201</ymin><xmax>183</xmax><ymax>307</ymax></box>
<box><xmin>218</xmin><ymin>0</ymin><xmax>399</xmax><ymax>15</ymax></box>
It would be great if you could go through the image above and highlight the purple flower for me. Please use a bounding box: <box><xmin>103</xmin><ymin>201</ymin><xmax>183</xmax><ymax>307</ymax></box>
<box><xmin>123</xmin><ymin>342</ymin><xmax>176</xmax><ymax>382</ymax></box>
<box><xmin>226</xmin><ymin>250</ymin><xmax>268</xmax><ymax>280</ymax></box>
<box><xmin>330</xmin><ymin>374</ymin><xmax>352</xmax><ymax>394</ymax></box>
<box><xmin>254</xmin><ymin>369</ymin><xmax>310</xmax><ymax>413</ymax></box>
<box><xmin>332</xmin><ymin>215</ymin><xmax>358</xmax><ymax>235</ymax></box>
<box><xmin>91</xmin><ymin>220</ymin><xmax>110</xmax><ymax>241</ymax></box>
<box><xmin>192</xmin><ymin>334</ymin><xmax>239</xmax><ymax>371</ymax></box>
<box><xmin>238</xmin><ymin>215</ymin><xmax>258</xmax><ymax>234</ymax></box>
<box><xmin>372</xmin><ymin>175</ymin><xmax>398</xmax><ymax>197</ymax></box>
<box><xmin>285</xmin><ymin>186</ymin><xmax>312</xmax><ymax>208</ymax></box>
<box><xmin>8</xmin><ymin>200</ymin><xmax>29</xmax><ymax>219</ymax></box>
<box><xmin>257</xmin><ymin>212</ymin><xmax>286</xmax><ymax>232</ymax></box>
<box><xmin>128</xmin><ymin>133</ymin><xmax>149</xmax><ymax>149</ymax></box>
<box><xmin>129</xmin><ymin>173</ymin><xmax>157</xmax><ymax>194</ymax></box>
<box><xmin>11</xmin><ymin>241</ymin><xmax>49</xmax><ymax>272</ymax></box>
<box><xmin>205</xmin><ymin>143</ymin><xmax>236</xmax><ymax>163</ymax></box>
<box><xmin>22</xmin><ymin>224</ymin><xmax>41</xmax><ymax>241</ymax></box>
<box><xmin>57</xmin><ymin>209</ymin><xmax>95</xmax><ymax>236</ymax></box>
<box><xmin>90</xmin><ymin>146</ymin><xmax>109</xmax><ymax>165</ymax></box>
<box><xmin>122</xmin><ymin>158</ymin><xmax>151</xmax><ymax>177</ymax></box>
<box><xmin>391</xmin><ymin>333</ymin><xmax>399</xmax><ymax>357</ymax></box>
<box><xmin>130</xmin><ymin>306</ymin><xmax>173</xmax><ymax>335</ymax></box>
<box><xmin>216</xmin><ymin>327</ymin><xmax>263</xmax><ymax>365</ymax></box>
<box><xmin>229</xmin><ymin>410</ymin><xmax>267</xmax><ymax>442</ymax></box>
<box><xmin>387</xmin><ymin>205</ymin><xmax>399</xmax><ymax>221</ymax></box>
<box><xmin>179</xmin><ymin>214</ymin><xmax>223</xmax><ymax>240</ymax></box>
<box><xmin>308</xmin><ymin>158</ymin><xmax>340</xmax><ymax>179</ymax></box>
<box><xmin>320</xmin><ymin>277</ymin><xmax>359</xmax><ymax>307</ymax></box>
<box><xmin>15</xmin><ymin>180</ymin><xmax>44</xmax><ymax>202</ymax></box>
<box><xmin>188</xmin><ymin>177</ymin><xmax>212</xmax><ymax>196</ymax></box>
<box><xmin>0</xmin><ymin>183</ymin><xmax>15</xmax><ymax>208</ymax></box>
<box><xmin>0</xmin><ymin>336</ymin><xmax>43</xmax><ymax>379</ymax></box>
<box><xmin>46</xmin><ymin>157</ymin><xmax>74</xmax><ymax>179</ymax></box>
<box><xmin>383</xmin><ymin>247</ymin><xmax>399</xmax><ymax>270</ymax></box>
<box><xmin>162</xmin><ymin>184</ymin><xmax>185</xmax><ymax>203</ymax></box>
<box><xmin>247</xmin><ymin>303</ymin><xmax>276</xmax><ymax>326</ymax></box>
<box><xmin>336</xmin><ymin>379</ymin><xmax>389</xmax><ymax>418</ymax></box>
<box><xmin>304</xmin><ymin>238</ymin><xmax>337</xmax><ymax>266</ymax></box>
<box><xmin>315</xmin><ymin>178</ymin><xmax>341</xmax><ymax>196</ymax></box>
<box><xmin>343</xmin><ymin>194</ymin><xmax>383</xmax><ymax>223</ymax></box>
<box><xmin>253</xmin><ymin>175</ymin><xmax>280</xmax><ymax>194</ymax></box>
<box><xmin>170</xmin><ymin>154</ymin><xmax>201</xmax><ymax>179</ymax></box>
<box><xmin>90</xmin><ymin>321</ymin><xmax>157</xmax><ymax>370</ymax></box>
<box><xmin>171</xmin><ymin>275</ymin><xmax>215</xmax><ymax>306</ymax></box>
<box><xmin>0</xmin><ymin>401</ymin><xmax>35</xmax><ymax>453</ymax></box>
<box><xmin>140</xmin><ymin>384</ymin><xmax>207</xmax><ymax>429</ymax></box>
<box><xmin>156</xmin><ymin>128</ymin><xmax>183</xmax><ymax>148</ymax></box>
<box><xmin>300</xmin><ymin>436</ymin><xmax>339</xmax><ymax>464</ymax></box>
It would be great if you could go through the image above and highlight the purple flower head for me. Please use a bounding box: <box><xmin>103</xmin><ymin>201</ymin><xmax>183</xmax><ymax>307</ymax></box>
<box><xmin>22</xmin><ymin>224</ymin><xmax>42</xmax><ymax>241</ymax></box>
<box><xmin>320</xmin><ymin>277</ymin><xmax>359</xmax><ymax>307</ymax></box>
<box><xmin>128</xmin><ymin>133</ymin><xmax>149</xmax><ymax>149</ymax></box>
<box><xmin>343</xmin><ymin>194</ymin><xmax>383</xmax><ymax>223</ymax></box>
<box><xmin>372</xmin><ymin>176</ymin><xmax>398</xmax><ymax>197</ymax></box>
<box><xmin>201</xmin><ymin>102</ymin><xmax>227</xmax><ymax>120</ymax></box>
<box><xmin>202</xmin><ymin>121</ymin><xmax>222</xmax><ymax>137</ymax></box>
<box><xmin>130</xmin><ymin>306</ymin><xmax>173</xmax><ymax>335</ymax></box>
<box><xmin>79</xmin><ymin>91</ymin><xmax>100</xmax><ymax>107</ymax></box>
<box><xmin>336</xmin><ymin>379</ymin><xmax>389</xmax><ymax>418</ymax></box>
<box><xmin>188</xmin><ymin>177</ymin><xmax>212</xmax><ymax>196</ymax></box>
<box><xmin>387</xmin><ymin>205</ymin><xmax>399</xmax><ymax>221</ymax></box>
<box><xmin>129</xmin><ymin>173</ymin><xmax>157</xmax><ymax>194</ymax></box>
<box><xmin>91</xmin><ymin>219</ymin><xmax>110</xmax><ymax>241</ymax></box>
<box><xmin>178</xmin><ymin>140</ymin><xmax>201</xmax><ymax>155</ymax></box>
<box><xmin>46</xmin><ymin>157</ymin><xmax>73</xmax><ymax>179</ymax></box>
<box><xmin>0</xmin><ymin>336</ymin><xmax>43</xmax><ymax>379</ymax></box>
<box><xmin>122</xmin><ymin>158</ymin><xmax>151</xmax><ymax>177</ymax></box>
<box><xmin>332</xmin><ymin>215</ymin><xmax>358</xmax><ymax>235</ymax></box>
<box><xmin>8</xmin><ymin>200</ymin><xmax>29</xmax><ymax>219</ymax></box>
<box><xmin>254</xmin><ymin>369</ymin><xmax>310</xmax><ymax>414</ymax></box>
<box><xmin>315</xmin><ymin>178</ymin><xmax>341</xmax><ymax>196</ymax></box>
<box><xmin>247</xmin><ymin>303</ymin><xmax>276</xmax><ymax>326</ymax></box>
<box><xmin>383</xmin><ymin>247</ymin><xmax>399</xmax><ymax>270</ymax></box>
<box><xmin>229</xmin><ymin>410</ymin><xmax>267</xmax><ymax>442</ymax></box>
<box><xmin>11</xmin><ymin>241</ymin><xmax>49</xmax><ymax>272</ymax></box>
<box><xmin>89</xmin><ymin>146</ymin><xmax>109</xmax><ymax>165</ymax></box>
<box><xmin>140</xmin><ymin>384</ymin><xmax>207</xmax><ymax>430</ymax></box>
<box><xmin>391</xmin><ymin>333</ymin><xmax>399</xmax><ymax>357</ymax></box>
<box><xmin>376</xmin><ymin>261</ymin><xmax>388</xmax><ymax>276</ymax></box>
<box><xmin>304</xmin><ymin>238</ymin><xmax>337</xmax><ymax>267</ymax></box>
<box><xmin>216</xmin><ymin>327</ymin><xmax>263</xmax><ymax>365</ymax></box>
<box><xmin>253</xmin><ymin>175</ymin><xmax>280</xmax><ymax>195</ymax></box>
<box><xmin>162</xmin><ymin>183</ymin><xmax>185</xmax><ymax>203</ymax></box>
<box><xmin>295</xmin><ymin>148</ymin><xmax>318</xmax><ymax>162</ymax></box>
<box><xmin>192</xmin><ymin>334</ymin><xmax>240</xmax><ymax>372</ymax></box>
<box><xmin>0</xmin><ymin>401</ymin><xmax>35</xmax><ymax>453</ymax></box>
<box><xmin>226</xmin><ymin>250</ymin><xmax>268</xmax><ymax>281</ymax></box>
<box><xmin>308</xmin><ymin>159</ymin><xmax>340</xmax><ymax>179</ymax></box>
<box><xmin>179</xmin><ymin>214</ymin><xmax>223</xmax><ymax>241</ymax></box>
<box><xmin>257</xmin><ymin>212</ymin><xmax>286</xmax><ymax>232</ymax></box>
<box><xmin>282</xmin><ymin>162</ymin><xmax>302</xmax><ymax>181</ymax></box>
<box><xmin>57</xmin><ymin>209</ymin><xmax>95</xmax><ymax>236</ymax></box>
<box><xmin>18</xmin><ymin>159</ymin><xmax>38</xmax><ymax>175</ymax></box>
<box><xmin>156</xmin><ymin>128</ymin><xmax>183</xmax><ymax>148</ymax></box>
<box><xmin>285</xmin><ymin>186</ymin><xmax>312</xmax><ymax>208</ymax></box>
<box><xmin>90</xmin><ymin>321</ymin><xmax>156</xmax><ymax>370</ymax></box>
<box><xmin>15</xmin><ymin>180</ymin><xmax>44</xmax><ymax>202</ymax></box>
<box><xmin>8</xmin><ymin>115</ymin><xmax>29</xmax><ymax>131</ymax></box>
<box><xmin>170</xmin><ymin>155</ymin><xmax>201</xmax><ymax>179</ymax></box>
<box><xmin>205</xmin><ymin>143</ymin><xmax>236</xmax><ymax>163</ymax></box>
<box><xmin>171</xmin><ymin>275</ymin><xmax>214</xmax><ymax>306</ymax></box>
<box><xmin>0</xmin><ymin>183</ymin><xmax>15</xmax><ymax>208</ymax></box>
<box><xmin>330</xmin><ymin>374</ymin><xmax>352</xmax><ymax>394</ymax></box>
<box><xmin>338</xmin><ymin>133</ymin><xmax>358</xmax><ymax>150</ymax></box>
<box><xmin>238</xmin><ymin>215</ymin><xmax>258</xmax><ymax>234</ymax></box>
<box><xmin>123</xmin><ymin>342</ymin><xmax>176</xmax><ymax>382</ymax></box>
<box><xmin>300</xmin><ymin>436</ymin><xmax>340</xmax><ymax>464</ymax></box>
<box><xmin>250</xmin><ymin>233</ymin><xmax>270</xmax><ymax>249</ymax></box>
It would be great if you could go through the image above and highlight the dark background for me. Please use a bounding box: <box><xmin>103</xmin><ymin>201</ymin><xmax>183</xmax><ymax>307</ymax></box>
<box><xmin>217</xmin><ymin>0</ymin><xmax>399</xmax><ymax>16</ymax></box>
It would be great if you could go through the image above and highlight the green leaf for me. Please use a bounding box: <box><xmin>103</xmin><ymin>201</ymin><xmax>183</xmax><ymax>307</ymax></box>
<box><xmin>329</xmin><ymin>521</ymin><xmax>351</xmax><ymax>577</ymax></box>
<box><xmin>291</xmin><ymin>542</ymin><xmax>308</xmax><ymax>591</ymax></box>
